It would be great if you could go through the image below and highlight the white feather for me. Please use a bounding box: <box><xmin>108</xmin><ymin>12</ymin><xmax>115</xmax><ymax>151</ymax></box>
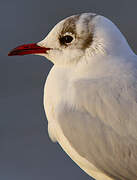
<box><xmin>39</xmin><ymin>13</ymin><xmax>137</xmax><ymax>180</ymax></box>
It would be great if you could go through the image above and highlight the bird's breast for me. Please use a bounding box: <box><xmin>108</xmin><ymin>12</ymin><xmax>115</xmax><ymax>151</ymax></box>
<box><xmin>43</xmin><ymin>66</ymin><xmax>74</xmax><ymax>141</ymax></box>
<box><xmin>43</xmin><ymin>67</ymin><xmax>115</xmax><ymax>180</ymax></box>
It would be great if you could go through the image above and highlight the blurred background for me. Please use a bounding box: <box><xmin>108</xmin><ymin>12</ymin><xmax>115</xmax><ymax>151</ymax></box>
<box><xmin>1</xmin><ymin>0</ymin><xmax>137</xmax><ymax>179</ymax></box>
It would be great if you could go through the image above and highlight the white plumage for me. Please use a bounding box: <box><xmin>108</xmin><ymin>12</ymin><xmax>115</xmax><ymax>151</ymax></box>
<box><xmin>41</xmin><ymin>13</ymin><xmax>137</xmax><ymax>180</ymax></box>
<box><xmin>9</xmin><ymin>13</ymin><xmax>137</xmax><ymax>180</ymax></box>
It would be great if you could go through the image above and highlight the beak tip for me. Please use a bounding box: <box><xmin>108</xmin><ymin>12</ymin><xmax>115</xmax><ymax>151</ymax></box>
<box><xmin>8</xmin><ymin>50</ymin><xmax>18</xmax><ymax>56</ymax></box>
<box><xmin>8</xmin><ymin>52</ymin><xmax>13</xmax><ymax>56</ymax></box>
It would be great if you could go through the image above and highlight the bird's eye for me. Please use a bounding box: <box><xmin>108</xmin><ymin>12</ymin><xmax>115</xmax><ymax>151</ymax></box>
<box><xmin>59</xmin><ymin>35</ymin><xmax>73</xmax><ymax>45</ymax></box>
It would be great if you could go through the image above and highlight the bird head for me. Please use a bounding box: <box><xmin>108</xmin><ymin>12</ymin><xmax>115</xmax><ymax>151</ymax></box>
<box><xmin>8</xmin><ymin>13</ymin><xmax>133</xmax><ymax>66</ymax></box>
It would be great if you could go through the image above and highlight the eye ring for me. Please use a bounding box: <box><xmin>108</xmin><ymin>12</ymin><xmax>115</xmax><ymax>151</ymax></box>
<box><xmin>59</xmin><ymin>35</ymin><xmax>74</xmax><ymax>45</ymax></box>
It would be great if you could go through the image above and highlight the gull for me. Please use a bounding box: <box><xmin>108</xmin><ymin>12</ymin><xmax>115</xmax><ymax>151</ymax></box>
<box><xmin>8</xmin><ymin>13</ymin><xmax>137</xmax><ymax>180</ymax></box>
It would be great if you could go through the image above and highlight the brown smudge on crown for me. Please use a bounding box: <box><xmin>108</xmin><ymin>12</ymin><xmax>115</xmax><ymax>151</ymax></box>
<box><xmin>60</xmin><ymin>13</ymin><xmax>97</xmax><ymax>50</ymax></box>
<box><xmin>61</xmin><ymin>15</ymin><xmax>80</xmax><ymax>35</ymax></box>
<box><xmin>78</xmin><ymin>14</ymin><xmax>97</xmax><ymax>50</ymax></box>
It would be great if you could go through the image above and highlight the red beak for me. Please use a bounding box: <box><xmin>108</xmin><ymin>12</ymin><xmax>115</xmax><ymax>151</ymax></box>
<box><xmin>8</xmin><ymin>43</ymin><xmax>50</xmax><ymax>56</ymax></box>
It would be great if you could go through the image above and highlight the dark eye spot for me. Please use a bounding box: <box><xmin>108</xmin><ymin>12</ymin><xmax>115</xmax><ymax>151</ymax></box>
<box><xmin>59</xmin><ymin>35</ymin><xmax>73</xmax><ymax>45</ymax></box>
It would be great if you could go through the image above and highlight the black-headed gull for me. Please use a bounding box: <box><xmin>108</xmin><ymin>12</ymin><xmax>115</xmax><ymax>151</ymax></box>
<box><xmin>9</xmin><ymin>13</ymin><xmax>137</xmax><ymax>180</ymax></box>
